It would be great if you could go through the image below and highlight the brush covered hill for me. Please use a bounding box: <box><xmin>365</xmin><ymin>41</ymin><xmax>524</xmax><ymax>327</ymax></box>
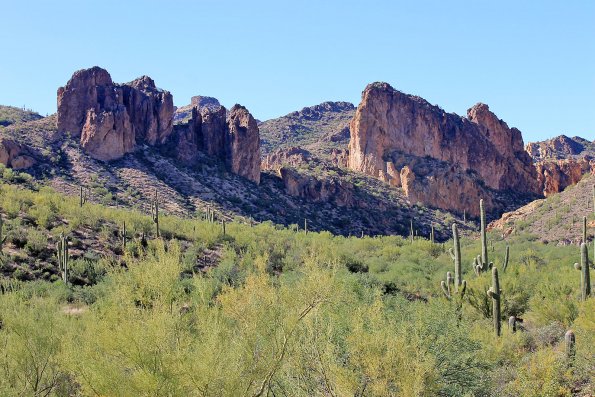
<box><xmin>0</xmin><ymin>105</ymin><xmax>43</xmax><ymax>127</ymax></box>
<box><xmin>258</xmin><ymin>101</ymin><xmax>355</xmax><ymax>159</ymax></box>
<box><xmin>0</xmin><ymin>180</ymin><xmax>592</xmax><ymax>396</ymax></box>
<box><xmin>490</xmin><ymin>173</ymin><xmax>595</xmax><ymax>245</ymax></box>
<box><xmin>0</xmin><ymin>110</ymin><xmax>459</xmax><ymax>239</ymax></box>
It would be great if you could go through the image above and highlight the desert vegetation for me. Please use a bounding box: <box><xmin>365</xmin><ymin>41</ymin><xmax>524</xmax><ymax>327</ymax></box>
<box><xmin>0</xmin><ymin>178</ymin><xmax>592</xmax><ymax>396</ymax></box>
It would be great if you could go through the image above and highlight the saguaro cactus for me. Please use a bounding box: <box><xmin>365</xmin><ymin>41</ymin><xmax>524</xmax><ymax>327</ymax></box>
<box><xmin>487</xmin><ymin>267</ymin><xmax>501</xmax><ymax>336</ymax></box>
<box><xmin>480</xmin><ymin>199</ymin><xmax>488</xmax><ymax>271</ymax></box>
<box><xmin>574</xmin><ymin>242</ymin><xmax>591</xmax><ymax>301</ymax></box>
<box><xmin>410</xmin><ymin>219</ymin><xmax>414</xmax><ymax>243</ymax></box>
<box><xmin>79</xmin><ymin>185</ymin><xmax>87</xmax><ymax>207</ymax></box>
<box><xmin>441</xmin><ymin>224</ymin><xmax>467</xmax><ymax>299</ymax></box>
<box><xmin>565</xmin><ymin>330</ymin><xmax>576</xmax><ymax>360</ymax></box>
<box><xmin>222</xmin><ymin>219</ymin><xmax>226</xmax><ymax>236</ymax></box>
<box><xmin>502</xmin><ymin>245</ymin><xmax>510</xmax><ymax>272</ymax></box>
<box><xmin>121</xmin><ymin>221</ymin><xmax>127</xmax><ymax>250</ymax></box>
<box><xmin>583</xmin><ymin>216</ymin><xmax>587</xmax><ymax>244</ymax></box>
<box><xmin>0</xmin><ymin>213</ymin><xmax>6</xmax><ymax>252</ymax></box>
<box><xmin>430</xmin><ymin>224</ymin><xmax>435</xmax><ymax>244</ymax></box>
<box><xmin>56</xmin><ymin>233</ymin><xmax>69</xmax><ymax>284</ymax></box>
<box><xmin>150</xmin><ymin>189</ymin><xmax>160</xmax><ymax>238</ymax></box>
<box><xmin>304</xmin><ymin>218</ymin><xmax>308</xmax><ymax>235</ymax></box>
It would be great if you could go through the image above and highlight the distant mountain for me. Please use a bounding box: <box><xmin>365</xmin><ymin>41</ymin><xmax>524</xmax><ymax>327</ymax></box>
<box><xmin>525</xmin><ymin>135</ymin><xmax>595</xmax><ymax>196</ymax></box>
<box><xmin>0</xmin><ymin>105</ymin><xmax>43</xmax><ymax>127</ymax></box>
<box><xmin>526</xmin><ymin>135</ymin><xmax>595</xmax><ymax>161</ymax></box>
<box><xmin>259</xmin><ymin>101</ymin><xmax>355</xmax><ymax>158</ymax></box>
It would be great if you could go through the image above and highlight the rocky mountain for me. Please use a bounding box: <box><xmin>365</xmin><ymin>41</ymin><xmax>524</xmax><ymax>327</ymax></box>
<box><xmin>525</xmin><ymin>135</ymin><xmax>595</xmax><ymax>196</ymax></box>
<box><xmin>347</xmin><ymin>82</ymin><xmax>540</xmax><ymax>216</ymax></box>
<box><xmin>0</xmin><ymin>105</ymin><xmax>43</xmax><ymax>127</ymax></box>
<box><xmin>2</xmin><ymin>69</ymin><xmax>592</xmax><ymax>240</ymax></box>
<box><xmin>174</xmin><ymin>96</ymin><xmax>221</xmax><ymax>124</ymax></box>
<box><xmin>56</xmin><ymin>67</ymin><xmax>261</xmax><ymax>183</ymax></box>
<box><xmin>259</xmin><ymin>101</ymin><xmax>354</xmax><ymax>160</ymax></box>
<box><xmin>489</xmin><ymin>173</ymin><xmax>595</xmax><ymax>245</ymax></box>
<box><xmin>0</xmin><ymin>67</ymin><xmax>466</xmax><ymax>240</ymax></box>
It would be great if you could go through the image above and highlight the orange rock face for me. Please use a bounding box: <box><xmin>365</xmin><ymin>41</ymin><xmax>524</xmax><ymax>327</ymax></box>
<box><xmin>227</xmin><ymin>105</ymin><xmax>261</xmax><ymax>184</ymax></box>
<box><xmin>57</xmin><ymin>67</ymin><xmax>173</xmax><ymax>160</ymax></box>
<box><xmin>537</xmin><ymin>158</ymin><xmax>595</xmax><ymax>196</ymax></box>
<box><xmin>348</xmin><ymin>82</ymin><xmax>541</xmax><ymax>214</ymax></box>
<box><xmin>168</xmin><ymin>104</ymin><xmax>262</xmax><ymax>184</ymax></box>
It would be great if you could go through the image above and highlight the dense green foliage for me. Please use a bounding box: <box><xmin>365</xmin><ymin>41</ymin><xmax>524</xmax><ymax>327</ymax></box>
<box><xmin>0</xmin><ymin>182</ymin><xmax>593</xmax><ymax>396</ymax></box>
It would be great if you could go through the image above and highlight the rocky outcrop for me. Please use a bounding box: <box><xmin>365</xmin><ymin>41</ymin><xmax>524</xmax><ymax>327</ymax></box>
<box><xmin>526</xmin><ymin>135</ymin><xmax>595</xmax><ymax>195</ymax></box>
<box><xmin>348</xmin><ymin>82</ymin><xmax>541</xmax><ymax>214</ymax></box>
<box><xmin>0</xmin><ymin>137</ymin><xmax>36</xmax><ymax>169</ymax></box>
<box><xmin>121</xmin><ymin>76</ymin><xmax>174</xmax><ymax>145</ymax></box>
<box><xmin>262</xmin><ymin>147</ymin><xmax>312</xmax><ymax>171</ymax></box>
<box><xmin>400</xmin><ymin>164</ymin><xmax>494</xmax><ymax>217</ymax></box>
<box><xmin>526</xmin><ymin>135</ymin><xmax>587</xmax><ymax>161</ymax></box>
<box><xmin>226</xmin><ymin>105</ymin><xmax>261</xmax><ymax>184</ymax></box>
<box><xmin>169</xmin><ymin>103</ymin><xmax>261</xmax><ymax>184</ymax></box>
<box><xmin>200</xmin><ymin>106</ymin><xmax>228</xmax><ymax>158</ymax></box>
<box><xmin>80</xmin><ymin>107</ymin><xmax>134</xmax><ymax>161</ymax></box>
<box><xmin>279</xmin><ymin>167</ymin><xmax>355</xmax><ymax>207</ymax></box>
<box><xmin>536</xmin><ymin>158</ymin><xmax>595</xmax><ymax>196</ymax></box>
<box><xmin>57</xmin><ymin>67</ymin><xmax>173</xmax><ymax>160</ymax></box>
<box><xmin>174</xmin><ymin>96</ymin><xmax>222</xmax><ymax>123</ymax></box>
<box><xmin>57</xmin><ymin>67</ymin><xmax>115</xmax><ymax>137</ymax></box>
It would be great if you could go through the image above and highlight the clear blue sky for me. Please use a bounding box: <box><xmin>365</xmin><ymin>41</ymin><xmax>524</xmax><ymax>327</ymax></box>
<box><xmin>1</xmin><ymin>0</ymin><xmax>593</xmax><ymax>142</ymax></box>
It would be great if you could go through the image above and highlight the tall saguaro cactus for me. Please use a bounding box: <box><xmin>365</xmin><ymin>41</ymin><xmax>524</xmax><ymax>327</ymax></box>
<box><xmin>487</xmin><ymin>267</ymin><xmax>501</xmax><ymax>336</ymax></box>
<box><xmin>574</xmin><ymin>242</ymin><xmax>591</xmax><ymax>301</ymax></box>
<box><xmin>121</xmin><ymin>221</ymin><xmax>127</xmax><ymax>250</ymax></box>
<box><xmin>150</xmin><ymin>189</ymin><xmax>160</xmax><ymax>238</ymax></box>
<box><xmin>502</xmin><ymin>245</ymin><xmax>510</xmax><ymax>272</ymax></box>
<box><xmin>79</xmin><ymin>185</ymin><xmax>87</xmax><ymax>207</ymax></box>
<box><xmin>582</xmin><ymin>216</ymin><xmax>587</xmax><ymax>244</ymax></box>
<box><xmin>0</xmin><ymin>213</ymin><xmax>6</xmax><ymax>253</ymax></box>
<box><xmin>56</xmin><ymin>233</ymin><xmax>69</xmax><ymax>284</ymax></box>
<box><xmin>480</xmin><ymin>199</ymin><xmax>488</xmax><ymax>271</ymax></box>
<box><xmin>441</xmin><ymin>223</ymin><xmax>467</xmax><ymax>299</ymax></box>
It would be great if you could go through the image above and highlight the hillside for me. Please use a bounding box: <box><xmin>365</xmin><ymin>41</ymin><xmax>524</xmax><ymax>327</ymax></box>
<box><xmin>526</xmin><ymin>135</ymin><xmax>595</xmax><ymax>161</ymax></box>
<box><xmin>490</xmin><ymin>173</ymin><xmax>595</xmax><ymax>244</ymax></box>
<box><xmin>0</xmin><ymin>112</ymin><xmax>462</xmax><ymax>240</ymax></box>
<box><xmin>259</xmin><ymin>101</ymin><xmax>354</xmax><ymax>158</ymax></box>
<box><xmin>0</xmin><ymin>180</ymin><xmax>592</xmax><ymax>396</ymax></box>
<box><xmin>0</xmin><ymin>105</ymin><xmax>43</xmax><ymax>127</ymax></box>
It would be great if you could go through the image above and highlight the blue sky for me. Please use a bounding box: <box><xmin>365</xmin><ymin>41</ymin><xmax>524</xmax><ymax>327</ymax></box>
<box><xmin>0</xmin><ymin>0</ymin><xmax>593</xmax><ymax>142</ymax></box>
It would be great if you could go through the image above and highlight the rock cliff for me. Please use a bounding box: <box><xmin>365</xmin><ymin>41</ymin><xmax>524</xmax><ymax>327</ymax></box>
<box><xmin>348</xmin><ymin>82</ymin><xmax>541</xmax><ymax>214</ymax></box>
<box><xmin>57</xmin><ymin>67</ymin><xmax>173</xmax><ymax>160</ymax></box>
<box><xmin>170</xmin><ymin>103</ymin><xmax>261</xmax><ymax>184</ymax></box>
<box><xmin>0</xmin><ymin>137</ymin><xmax>36</xmax><ymax>169</ymax></box>
<box><xmin>526</xmin><ymin>135</ymin><xmax>595</xmax><ymax>195</ymax></box>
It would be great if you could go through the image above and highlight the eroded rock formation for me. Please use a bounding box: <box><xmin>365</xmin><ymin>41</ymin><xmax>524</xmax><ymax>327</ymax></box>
<box><xmin>170</xmin><ymin>103</ymin><xmax>261</xmax><ymax>184</ymax></box>
<box><xmin>526</xmin><ymin>135</ymin><xmax>595</xmax><ymax>195</ymax></box>
<box><xmin>537</xmin><ymin>158</ymin><xmax>595</xmax><ymax>196</ymax></box>
<box><xmin>0</xmin><ymin>137</ymin><xmax>36</xmax><ymax>169</ymax></box>
<box><xmin>57</xmin><ymin>67</ymin><xmax>173</xmax><ymax>160</ymax></box>
<box><xmin>227</xmin><ymin>105</ymin><xmax>261</xmax><ymax>184</ymax></box>
<box><xmin>348</xmin><ymin>82</ymin><xmax>541</xmax><ymax>214</ymax></box>
<box><xmin>279</xmin><ymin>167</ymin><xmax>355</xmax><ymax>207</ymax></box>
